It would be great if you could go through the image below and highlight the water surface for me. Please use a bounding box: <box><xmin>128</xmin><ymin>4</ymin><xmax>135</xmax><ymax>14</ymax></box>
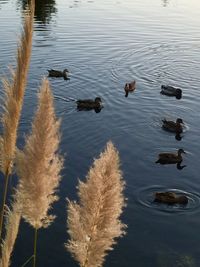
<box><xmin>0</xmin><ymin>0</ymin><xmax>200</xmax><ymax>266</ymax></box>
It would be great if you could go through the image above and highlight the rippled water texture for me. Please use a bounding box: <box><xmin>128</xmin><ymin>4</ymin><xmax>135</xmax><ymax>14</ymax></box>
<box><xmin>0</xmin><ymin>0</ymin><xmax>200</xmax><ymax>266</ymax></box>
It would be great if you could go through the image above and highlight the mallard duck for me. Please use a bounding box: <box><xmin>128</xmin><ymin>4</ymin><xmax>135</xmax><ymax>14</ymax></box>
<box><xmin>124</xmin><ymin>80</ymin><xmax>136</xmax><ymax>97</ymax></box>
<box><xmin>76</xmin><ymin>97</ymin><xmax>102</xmax><ymax>111</ymax></box>
<box><xmin>162</xmin><ymin>118</ymin><xmax>184</xmax><ymax>134</ymax></box>
<box><xmin>47</xmin><ymin>69</ymin><xmax>69</xmax><ymax>80</ymax></box>
<box><xmin>155</xmin><ymin>148</ymin><xmax>185</xmax><ymax>164</ymax></box>
<box><xmin>154</xmin><ymin>191</ymin><xmax>188</xmax><ymax>205</ymax></box>
<box><xmin>160</xmin><ymin>85</ymin><xmax>182</xmax><ymax>99</ymax></box>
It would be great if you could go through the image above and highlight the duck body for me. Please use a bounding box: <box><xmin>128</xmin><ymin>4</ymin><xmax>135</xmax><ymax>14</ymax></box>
<box><xmin>162</xmin><ymin>118</ymin><xmax>184</xmax><ymax>134</ymax></box>
<box><xmin>156</xmin><ymin>148</ymin><xmax>185</xmax><ymax>164</ymax></box>
<box><xmin>154</xmin><ymin>192</ymin><xmax>188</xmax><ymax>205</ymax></box>
<box><xmin>160</xmin><ymin>85</ymin><xmax>182</xmax><ymax>99</ymax></box>
<box><xmin>48</xmin><ymin>69</ymin><xmax>69</xmax><ymax>80</ymax></box>
<box><xmin>76</xmin><ymin>97</ymin><xmax>102</xmax><ymax>111</ymax></box>
<box><xmin>124</xmin><ymin>80</ymin><xmax>136</xmax><ymax>97</ymax></box>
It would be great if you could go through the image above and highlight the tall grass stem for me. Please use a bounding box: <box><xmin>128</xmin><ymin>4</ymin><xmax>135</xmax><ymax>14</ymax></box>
<box><xmin>33</xmin><ymin>228</ymin><xmax>37</xmax><ymax>267</ymax></box>
<box><xmin>21</xmin><ymin>255</ymin><xmax>34</xmax><ymax>267</ymax></box>
<box><xmin>0</xmin><ymin>167</ymin><xmax>10</xmax><ymax>242</ymax></box>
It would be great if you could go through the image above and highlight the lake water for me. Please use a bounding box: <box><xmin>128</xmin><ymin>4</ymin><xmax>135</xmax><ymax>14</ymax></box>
<box><xmin>0</xmin><ymin>0</ymin><xmax>200</xmax><ymax>266</ymax></box>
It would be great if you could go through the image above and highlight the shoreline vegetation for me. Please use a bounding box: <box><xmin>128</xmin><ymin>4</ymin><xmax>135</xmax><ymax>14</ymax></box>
<box><xmin>0</xmin><ymin>1</ymin><xmax>126</xmax><ymax>266</ymax></box>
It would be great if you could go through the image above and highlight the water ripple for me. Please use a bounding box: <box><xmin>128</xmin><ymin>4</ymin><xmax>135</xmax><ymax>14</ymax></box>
<box><xmin>136</xmin><ymin>185</ymin><xmax>200</xmax><ymax>214</ymax></box>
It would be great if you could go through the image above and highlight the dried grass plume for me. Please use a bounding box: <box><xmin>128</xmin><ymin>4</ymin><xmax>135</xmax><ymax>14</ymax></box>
<box><xmin>66</xmin><ymin>142</ymin><xmax>126</xmax><ymax>267</ymax></box>
<box><xmin>0</xmin><ymin>1</ymin><xmax>34</xmax><ymax>174</ymax></box>
<box><xmin>0</xmin><ymin>199</ymin><xmax>21</xmax><ymax>267</ymax></box>
<box><xmin>16</xmin><ymin>78</ymin><xmax>63</xmax><ymax>229</ymax></box>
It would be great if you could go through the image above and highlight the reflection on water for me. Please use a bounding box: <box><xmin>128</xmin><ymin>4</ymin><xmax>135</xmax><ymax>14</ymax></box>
<box><xmin>162</xmin><ymin>0</ymin><xmax>169</xmax><ymax>7</ymax></box>
<box><xmin>19</xmin><ymin>0</ymin><xmax>57</xmax><ymax>23</ymax></box>
<box><xmin>156</xmin><ymin>250</ymin><xmax>196</xmax><ymax>267</ymax></box>
<box><xmin>0</xmin><ymin>0</ymin><xmax>8</xmax><ymax>9</ymax></box>
<box><xmin>175</xmin><ymin>133</ymin><xmax>182</xmax><ymax>141</ymax></box>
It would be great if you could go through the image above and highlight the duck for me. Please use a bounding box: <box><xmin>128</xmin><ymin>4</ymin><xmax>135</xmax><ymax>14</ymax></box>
<box><xmin>155</xmin><ymin>148</ymin><xmax>185</xmax><ymax>164</ymax></box>
<box><xmin>160</xmin><ymin>85</ymin><xmax>182</xmax><ymax>99</ymax></box>
<box><xmin>76</xmin><ymin>97</ymin><xmax>103</xmax><ymax>112</ymax></box>
<box><xmin>162</xmin><ymin>118</ymin><xmax>184</xmax><ymax>134</ymax></box>
<box><xmin>124</xmin><ymin>80</ymin><xmax>136</xmax><ymax>97</ymax></box>
<box><xmin>47</xmin><ymin>69</ymin><xmax>69</xmax><ymax>80</ymax></box>
<box><xmin>154</xmin><ymin>191</ymin><xmax>188</xmax><ymax>205</ymax></box>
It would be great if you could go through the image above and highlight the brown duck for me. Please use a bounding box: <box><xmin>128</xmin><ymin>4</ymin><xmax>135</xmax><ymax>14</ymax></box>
<box><xmin>124</xmin><ymin>80</ymin><xmax>136</xmax><ymax>97</ymax></box>
<box><xmin>47</xmin><ymin>69</ymin><xmax>69</xmax><ymax>80</ymax></box>
<box><xmin>154</xmin><ymin>191</ymin><xmax>188</xmax><ymax>205</ymax></box>
<box><xmin>76</xmin><ymin>97</ymin><xmax>102</xmax><ymax>112</ymax></box>
<box><xmin>155</xmin><ymin>148</ymin><xmax>185</xmax><ymax>164</ymax></box>
<box><xmin>162</xmin><ymin>118</ymin><xmax>184</xmax><ymax>134</ymax></box>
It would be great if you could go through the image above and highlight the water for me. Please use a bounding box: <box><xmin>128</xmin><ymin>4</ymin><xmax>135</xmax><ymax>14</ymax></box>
<box><xmin>0</xmin><ymin>0</ymin><xmax>200</xmax><ymax>266</ymax></box>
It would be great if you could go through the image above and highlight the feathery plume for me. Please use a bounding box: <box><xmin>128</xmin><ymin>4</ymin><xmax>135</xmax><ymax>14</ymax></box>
<box><xmin>66</xmin><ymin>142</ymin><xmax>126</xmax><ymax>267</ymax></box>
<box><xmin>0</xmin><ymin>1</ymin><xmax>34</xmax><ymax>175</ymax></box>
<box><xmin>0</xmin><ymin>0</ymin><xmax>35</xmax><ymax>242</ymax></box>
<box><xmin>16</xmin><ymin>78</ymin><xmax>63</xmax><ymax>229</ymax></box>
<box><xmin>0</xmin><ymin>199</ymin><xmax>21</xmax><ymax>267</ymax></box>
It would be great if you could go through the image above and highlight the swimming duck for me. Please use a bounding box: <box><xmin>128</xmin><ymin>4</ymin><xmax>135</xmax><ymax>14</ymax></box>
<box><xmin>162</xmin><ymin>118</ymin><xmax>184</xmax><ymax>134</ymax></box>
<box><xmin>76</xmin><ymin>97</ymin><xmax>103</xmax><ymax>112</ymax></box>
<box><xmin>155</xmin><ymin>148</ymin><xmax>185</xmax><ymax>164</ymax></box>
<box><xmin>154</xmin><ymin>191</ymin><xmax>188</xmax><ymax>205</ymax></box>
<box><xmin>47</xmin><ymin>69</ymin><xmax>69</xmax><ymax>80</ymax></box>
<box><xmin>160</xmin><ymin>85</ymin><xmax>182</xmax><ymax>99</ymax></box>
<box><xmin>124</xmin><ymin>80</ymin><xmax>136</xmax><ymax>97</ymax></box>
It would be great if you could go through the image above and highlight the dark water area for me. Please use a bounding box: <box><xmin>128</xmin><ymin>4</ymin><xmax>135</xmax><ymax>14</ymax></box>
<box><xmin>0</xmin><ymin>0</ymin><xmax>200</xmax><ymax>266</ymax></box>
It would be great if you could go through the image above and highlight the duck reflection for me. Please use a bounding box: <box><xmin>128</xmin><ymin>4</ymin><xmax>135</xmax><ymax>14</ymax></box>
<box><xmin>155</xmin><ymin>149</ymin><xmax>186</xmax><ymax>170</ymax></box>
<box><xmin>19</xmin><ymin>0</ymin><xmax>57</xmax><ymax>24</ymax></box>
<box><xmin>175</xmin><ymin>133</ymin><xmax>182</xmax><ymax>141</ymax></box>
<box><xmin>162</xmin><ymin>0</ymin><xmax>169</xmax><ymax>7</ymax></box>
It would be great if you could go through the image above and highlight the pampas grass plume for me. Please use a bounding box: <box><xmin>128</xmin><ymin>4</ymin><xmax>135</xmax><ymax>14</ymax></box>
<box><xmin>0</xmin><ymin>199</ymin><xmax>21</xmax><ymax>267</ymax></box>
<box><xmin>0</xmin><ymin>1</ymin><xmax>34</xmax><ymax>175</ymax></box>
<box><xmin>66</xmin><ymin>142</ymin><xmax>126</xmax><ymax>267</ymax></box>
<box><xmin>16</xmin><ymin>78</ymin><xmax>63</xmax><ymax>229</ymax></box>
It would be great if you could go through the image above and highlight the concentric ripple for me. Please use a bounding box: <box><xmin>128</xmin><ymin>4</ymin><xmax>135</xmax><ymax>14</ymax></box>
<box><xmin>136</xmin><ymin>185</ymin><xmax>200</xmax><ymax>214</ymax></box>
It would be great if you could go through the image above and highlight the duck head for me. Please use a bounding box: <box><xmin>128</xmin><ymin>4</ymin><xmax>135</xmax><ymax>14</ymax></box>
<box><xmin>63</xmin><ymin>69</ymin><xmax>69</xmax><ymax>74</ymax></box>
<box><xmin>178</xmin><ymin>195</ymin><xmax>188</xmax><ymax>204</ymax></box>
<box><xmin>178</xmin><ymin>148</ymin><xmax>186</xmax><ymax>155</ymax></box>
<box><xmin>63</xmin><ymin>69</ymin><xmax>69</xmax><ymax>79</ymax></box>
<box><xmin>176</xmin><ymin>118</ymin><xmax>183</xmax><ymax>124</ymax></box>
<box><xmin>175</xmin><ymin>89</ymin><xmax>182</xmax><ymax>99</ymax></box>
<box><xmin>95</xmin><ymin>97</ymin><xmax>102</xmax><ymax>104</ymax></box>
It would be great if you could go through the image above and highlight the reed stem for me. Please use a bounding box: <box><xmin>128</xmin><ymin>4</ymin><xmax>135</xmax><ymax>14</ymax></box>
<box><xmin>0</xmin><ymin>166</ymin><xmax>10</xmax><ymax>242</ymax></box>
<box><xmin>33</xmin><ymin>228</ymin><xmax>38</xmax><ymax>267</ymax></box>
<box><xmin>21</xmin><ymin>255</ymin><xmax>34</xmax><ymax>267</ymax></box>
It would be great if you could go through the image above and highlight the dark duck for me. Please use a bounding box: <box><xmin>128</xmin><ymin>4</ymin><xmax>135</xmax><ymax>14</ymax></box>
<box><xmin>162</xmin><ymin>118</ymin><xmax>184</xmax><ymax>140</ymax></box>
<box><xmin>155</xmin><ymin>148</ymin><xmax>186</xmax><ymax>169</ymax></box>
<box><xmin>160</xmin><ymin>85</ymin><xmax>182</xmax><ymax>99</ymax></box>
<box><xmin>154</xmin><ymin>191</ymin><xmax>188</xmax><ymax>205</ymax></box>
<box><xmin>47</xmin><ymin>69</ymin><xmax>69</xmax><ymax>80</ymax></box>
<box><xmin>76</xmin><ymin>97</ymin><xmax>103</xmax><ymax>113</ymax></box>
<box><xmin>156</xmin><ymin>148</ymin><xmax>185</xmax><ymax>164</ymax></box>
<box><xmin>162</xmin><ymin>118</ymin><xmax>184</xmax><ymax>133</ymax></box>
